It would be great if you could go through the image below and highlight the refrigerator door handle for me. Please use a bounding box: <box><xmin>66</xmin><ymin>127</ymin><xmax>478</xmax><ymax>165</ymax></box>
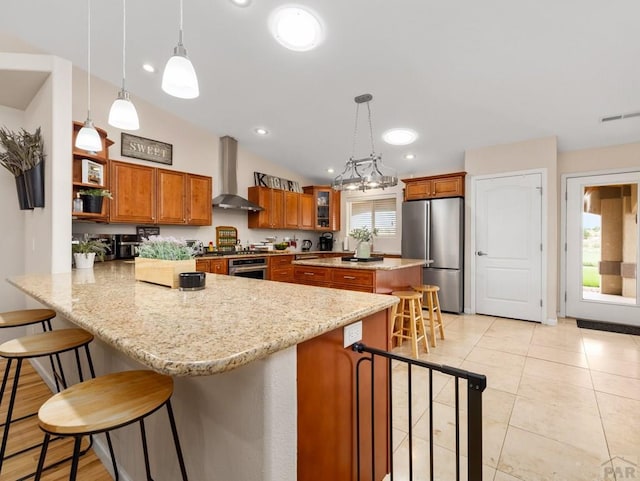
<box><xmin>477</xmin><ymin>251</ymin><xmax>488</xmax><ymax>256</ymax></box>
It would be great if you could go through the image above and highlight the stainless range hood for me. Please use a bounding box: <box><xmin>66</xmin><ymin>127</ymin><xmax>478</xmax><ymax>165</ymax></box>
<box><xmin>212</xmin><ymin>136</ymin><xmax>263</xmax><ymax>212</ymax></box>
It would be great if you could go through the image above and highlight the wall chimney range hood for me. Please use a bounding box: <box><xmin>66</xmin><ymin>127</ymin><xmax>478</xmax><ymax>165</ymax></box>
<box><xmin>212</xmin><ymin>135</ymin><xmax>263</xmax><ymax>211</ymax></box>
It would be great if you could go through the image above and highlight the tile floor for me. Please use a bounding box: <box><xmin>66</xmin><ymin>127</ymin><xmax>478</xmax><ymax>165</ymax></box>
<box><xmin>388</xmin><ymin>314</ymin><xmax>640</xmax><ymax>481</ymax></box>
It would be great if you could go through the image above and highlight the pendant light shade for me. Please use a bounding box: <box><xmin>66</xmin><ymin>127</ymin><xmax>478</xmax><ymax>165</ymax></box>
<box><xmin>76</xmin><ymin>119</ymin><xmax>102</xmax><ymax>152</ymax></box>
<box><xmin>109</xmin><ymin>0</ymin><xmax>140</xmax><ymax>130</ymax></box>
<box><xmin>76</xmin><ymin>0</ymin><xmax>102</xmax><ymax>153</ymax></box>
<box><xmin>162</xmin><ymin>0</ymin><xmax>199</xmax><ymax>99</ymax></box>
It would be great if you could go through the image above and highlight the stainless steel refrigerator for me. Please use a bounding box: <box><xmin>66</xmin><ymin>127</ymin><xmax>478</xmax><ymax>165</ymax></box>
<box><xmin>402</xmin><ymin>197</ymin><xmax>464</xmax><ymax>313</ymax></box>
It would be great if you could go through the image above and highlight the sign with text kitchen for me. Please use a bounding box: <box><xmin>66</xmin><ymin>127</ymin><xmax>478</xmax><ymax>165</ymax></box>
<box><xmin>121</xmin><ymin>133</ymin><xmax>173</xmax><ymax>165</ymax></box>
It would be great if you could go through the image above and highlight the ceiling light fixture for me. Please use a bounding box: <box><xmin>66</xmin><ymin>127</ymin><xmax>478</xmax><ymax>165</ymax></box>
<box><xmin>162</xmin><ymin>0</ymin><xmax>199</xmax><ymax>99</ymax></box>
<box><xmin>108</xmin><ymin>0</ymin><xmax>140</xmax><ymax>131</ymax></box>
<box><xmin>332</xmin><ymin>94</ymin><xmax>398</xmax><ymax>192</ymax></box>
<box><xmin>229</xmin><ymin>0</ymin><xmax>252</xmax><ymax>7</ymax></box>
<box><xmin>75</xmin><ymin>0</ymin><xmax>102</xmax><ymax>153</ymax></box>
<box><xmin>254</xmin><ymin>127</ymin><xmax>269</xmax><ymax>135</ymax></box>
<box><xmin>269</xmin><ymin>6</ymin><xmax>323</xmax><ymax>51</ymax></box>
<box><xmin>142</xmin><ymin>63</ymin><xmax>155</xmax><ymax>73</ymax></box>
<box><xmin>404</xmin><ymin>153</ymin><xmax>416</xmax><ymax>160</ymax></box>
<box><xmin>383</xmin><ymin>128</ymin><xmax>418</xmax><ymax>146</ymax></box>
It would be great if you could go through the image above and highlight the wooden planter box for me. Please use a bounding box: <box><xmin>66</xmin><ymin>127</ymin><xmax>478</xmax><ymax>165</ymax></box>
<box><xmin>134</xmin><ymin>258</ymin><xmax>196</xmax><ymax>288</ymax></box>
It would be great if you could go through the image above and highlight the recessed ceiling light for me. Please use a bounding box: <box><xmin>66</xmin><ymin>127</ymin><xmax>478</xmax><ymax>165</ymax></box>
<box><xmin>254</xmin><ymin>128</ymin><xmax>269</xmax><ymax>136</ymax></box>
<box><xmin>229</xmin><ymin>0</ymin><xmax>252</xmax><ymax>6</ymax></box>
<box><xmin>404</xmin><ymin>153</ymin><xmax>416</xmax><ymax>160</ymax></box>
<box><xmin>327</xmin><ymin>168</ymin><xmax>334</xmax><ymax>174</ymax></box>
<box><xmin>269</xmin><ymin>6</ymin><xmax>324</xmax><ymax>52</ymax></box>
<box><xmin>142</xmin><ymin>63</ymin><xmax>155</xmax><ymax>73</ymax></box>
<box><xmin>382</xmin><ymin>128</ymin><xmax>418</xmax><ymax>146</ymax></box>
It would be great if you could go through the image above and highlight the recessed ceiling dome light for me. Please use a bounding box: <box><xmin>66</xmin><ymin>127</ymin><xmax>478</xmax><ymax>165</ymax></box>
<box><xmin>404</xmin><ymin>153</ymin><xmax>416</xmax><ymax>160</ymax></box>
<box><xmin>327</xmin><ymin>168</ymin><xmax>334</xmax><ymax>173</ymax></box>
<box><xmin>229</xmin><ymin>0</ymin><xmax>252</xmax><ymax>6</ymax></box>
<box><xmin>142</xmin><ymin>63</ymin><xmax>155</xmax><ymax>73</ymax></box>
<box><xmin>382</xmin><ymin>128</ymin><xmax>418</xmax><ymax>146</ymax></box>
<box><xmin>254</xmin><ymin>127</ymin><xmax>269</xmax><ymax>135</ymax></box>
<box><xmin>269</xmin><ymin>6</ymin><xmax>324</xmax><ymax>52</ymax></box>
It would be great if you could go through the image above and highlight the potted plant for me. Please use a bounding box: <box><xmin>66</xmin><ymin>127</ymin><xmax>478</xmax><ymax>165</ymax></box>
<box><xmin>0</xmin><ymin>126</ymin><xmax>45</xmax><ymax>209</ymax></box>
<box><xmin>135</xmin><ymin>236</ymin><xmax>197</xmax><ymax>288</ymax></box>
<box><xmin>72</xmin><ymin>238</ymin><xmax>111</xmax><ymax>269</ymax></box>
<box><xmin>78</xmin><ymin>188</ymin><xmax>112</xmax><ymax>214</ymax></box>
<box><xmin>350</xmin><ymin>226</ymin><xmax>378</xmax><ymax>258</ymax></box>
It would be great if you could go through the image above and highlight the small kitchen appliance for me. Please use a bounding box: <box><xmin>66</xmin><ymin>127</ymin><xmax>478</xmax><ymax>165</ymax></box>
<box><xmin>301</xmin><ymin>239</ymin><xmax>312</xmax><ymax>252</ymax></box>
<box><xmin>318</xmin><ymin>233</ymin><xmax>334</xmax><ymax>251</ymax></box>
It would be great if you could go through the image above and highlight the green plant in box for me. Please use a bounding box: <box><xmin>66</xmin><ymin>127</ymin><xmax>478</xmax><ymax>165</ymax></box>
<box><xmin>78</xmin><ymin>188</ymin><xmax>113</xmax><ymax>199</ymax></box>
<box><xmin>137</xmin><ymin>236</ymin><xmax>196</xmax><ymax>260</ymax></box>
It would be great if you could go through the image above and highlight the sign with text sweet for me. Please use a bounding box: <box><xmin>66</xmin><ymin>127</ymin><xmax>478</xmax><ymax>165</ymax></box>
<box><xmin>121</xmin><ymin>133</ymin><xmax>173</xmax><ymax>165</ymax></box>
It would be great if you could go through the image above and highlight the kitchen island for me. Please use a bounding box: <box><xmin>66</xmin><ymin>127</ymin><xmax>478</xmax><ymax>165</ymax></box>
<box><xmin>8</xmin><ymin>261</ymin><xmax>396</xmax><ymax>481</ymax></box>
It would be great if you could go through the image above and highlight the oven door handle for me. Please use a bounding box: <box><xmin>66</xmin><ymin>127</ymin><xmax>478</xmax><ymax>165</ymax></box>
<box><xmin>230</xmin><ymin>266</ymin><xmax>267</xmax><ymax>274</ymax></box>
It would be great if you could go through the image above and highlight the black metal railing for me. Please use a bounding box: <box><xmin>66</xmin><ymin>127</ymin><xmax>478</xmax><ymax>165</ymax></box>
<box><xmin>353</xmin><ymin>342</ymin><xmax>487</xmax><ymax>481</ymax></box>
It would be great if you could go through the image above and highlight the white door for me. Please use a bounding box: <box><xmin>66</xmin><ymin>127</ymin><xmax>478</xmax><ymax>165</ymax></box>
<box><xmin>475</xmin><ymin>174</ymin><xmax>543</xmax><ymax>322</ymax></box>
<box><xmin>566</xmin><ymin>173</ymin><xmax>639</xmax><ymax>325</ymax></box>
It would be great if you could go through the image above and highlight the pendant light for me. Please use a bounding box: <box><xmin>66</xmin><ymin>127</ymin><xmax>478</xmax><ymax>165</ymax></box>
<box><xmin>332</xmin><ymin>94</ymin><xmax>397</xmax><ymax>191</ymax></box>
<box><xmin>75</xmin><ymin>0</ymin><xmax>103</xmax><ymax>153</ymax></box>
<box><xmin>108</xmin><ymin>0</ymin><xmax>140</xmax><ymax>130</ymax></box>
<box><xmin>162</xmin><ymin>0</ymin><xmax>199</xmax><ymax>99</ymax></box>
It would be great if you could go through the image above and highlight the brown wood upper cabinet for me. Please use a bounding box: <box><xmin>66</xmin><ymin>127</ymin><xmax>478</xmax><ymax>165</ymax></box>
<box><xmin>402</xmin><ymin>172</ymin><xmax>466</xmax><ymax>201</ymax></box>
<box><xmin>110</xmin><ymin>161</ymin><xmax>212</xmax><ymax>225</ymax></box>
<box><xmin>303</xmin><ymin>186</ymin><xmax>340</xmax><ymax>231</ymax></box>
<box><xmin>248</xmin><ymin>187</ymin><xmax>315</xmax><ymax>230</ymax></box>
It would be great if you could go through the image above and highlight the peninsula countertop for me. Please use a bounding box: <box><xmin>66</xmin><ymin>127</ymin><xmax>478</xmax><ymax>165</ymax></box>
<box><xmin>7</xmin><ymin>261</ymin><xmax>396</xmax><ymax>376</ymax></box>
<box><xmin>292</xmin><ymin>257</ymin><xmax>426</xmax><ymax>270</ymax></box>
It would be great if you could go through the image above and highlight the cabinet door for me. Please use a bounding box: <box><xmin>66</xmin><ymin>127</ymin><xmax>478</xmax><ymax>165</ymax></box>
<box><xmin>210</xmin><ymin>259</ymin><xmax>228</xmax><ymax>275</ymax></box>
<box><xmin>195</xmin><ymin>259</ymin><xmax>211</xmax><ymax>272</ymax></box>
<box><xmin>271</xmin><ymin>189</ymin><xmax>285</xmax><ymax>228</ymax></box>
<box><xmin>110</xmin><ymin>161</ymin><xmax>156</xmax><ymax>223</ymax></box>
<box><xmin>186</xmin><ymin>174</ymin><xmax>212</xmax><ymax>225</ymax></box>
<box><xmin>299</xmin><ymin>193</ymin><xmax>314</xmax><ymax>230</ymax></box>
<box><xmin>157</xmin><ymin>169</ymin><xmax>186</xmax><ymax>224</ymax></box>
<box><xmin>248</xmin><ymin>187</ymin><xmax>272</xmax><ymax>228</ymax></box>
<box><xmin>284</xmin><ymin>191</ymin><xmax>300</xmax><ymax>229</ymax></box>
<box><xmin>329</xmin><ymin>189</ymin><xmax>341</xmax><ymax>231</ymax></box>
<box><xmin>432</xmin><ymin>175</ymin><xmax>464</xmax><ymax>198</ymax></box>
<box><xmin>405</xmin><ymin>180</ymin><xmax>432</xmax><ymax>200</ymax></box>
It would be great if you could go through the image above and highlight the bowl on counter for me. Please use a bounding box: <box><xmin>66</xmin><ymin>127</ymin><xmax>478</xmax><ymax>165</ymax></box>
<box><xmin>274</xmin><ymin>242</ymin><xmax>289</xmax><ymax>251</ymax></box>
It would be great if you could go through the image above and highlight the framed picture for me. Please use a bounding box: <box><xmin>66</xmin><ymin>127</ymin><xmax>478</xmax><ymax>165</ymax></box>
<box><xmin>82</xmin><ymin>159</ymin><xmax>104</xmax><ymax>186</ymax></box>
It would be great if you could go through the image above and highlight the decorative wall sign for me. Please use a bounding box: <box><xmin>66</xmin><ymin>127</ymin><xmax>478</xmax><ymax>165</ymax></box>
<box><xmin>254</xmin><ymin>172</ymin><xmax>301</xmax><ymax>192</ymax></box>
<box><xmin>121</xmin><ymin>133</ymin><xmax>173</xmax><ymax>165</ymax></box>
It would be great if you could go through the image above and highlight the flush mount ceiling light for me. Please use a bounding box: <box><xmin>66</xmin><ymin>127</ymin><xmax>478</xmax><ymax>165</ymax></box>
<box><xmin>332</xmin><ymin>93</ymin><xmax>398</xmax><ymax>192</ymax></box>
<box><xmin>142</xmin><ymin>63</ymin><xmax>155</xmax><ymax>73</ymax></box>
<box><xmin>162</xmin><ymin>0</ymin><xmax>199</xmax><ymax>99</ymax></box>
<box><xmin>254</xmin><ymin>127</ymin><xmax>269</xmax><ymax>135</ymax></box>
<box><xmin>229</xmin><ymin>0</ymin><xmax>252</xmax><ymax>7</ymax></box>
<box><xmin>382</xmin><ymin>128</ymin><xmax>418</xmax><ymax>146</ymax></box>
<box><xmin>75</xmin><ymin>0</ymin><xmax>102</xmax><ymax>153</ymax></box>
<box><xmin>269</xmin><ymin>6</ymin><xmax>323</xmax><ymax>51</ymax></box>
<box><xmin>108</xmin><ymin>0</ymin><xmax>140</xmax><ymax>131</ymax></box>
<box><xmin>404</xmin><ymin>153</ymin><xmax>416</xmax><ymax>160</ymax></box>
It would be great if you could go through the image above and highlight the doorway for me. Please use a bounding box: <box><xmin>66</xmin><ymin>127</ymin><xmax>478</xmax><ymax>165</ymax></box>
<box><xmin>565</xmin><ymin>172</ymin><xmax>639</xmax><ymax>325</ymax></box>
<box><xmin>473</xmin><ymin>172</ymin><xmax>544</xmax><ymax>322</ymax></box>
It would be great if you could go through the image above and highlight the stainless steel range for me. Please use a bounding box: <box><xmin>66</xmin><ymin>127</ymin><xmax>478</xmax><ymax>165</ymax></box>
<box><xmin>228</xmin><ymin>257</ymin><xmax>268</xmax><ymax>279</ymax></box>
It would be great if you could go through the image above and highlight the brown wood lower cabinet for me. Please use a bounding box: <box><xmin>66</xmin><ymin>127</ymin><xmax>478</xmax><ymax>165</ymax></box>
<box><xmin>268</xmin><ymin>254</ymin><xmax>294</xmax><ymax>282</ymax></box>
<box><xmin>297</xmin><ymin>309</ymin><xmax>389</xmax><ymax>481</ymax></box>
<box><xmin>195</xmin><ymin>258</ymin><xmax>228</xmax><ymax>275</ymax></box>
<box><xmin>293</xmin><ymin>264</ymin><xmax>421</xmax><ymax>293</ymax></box>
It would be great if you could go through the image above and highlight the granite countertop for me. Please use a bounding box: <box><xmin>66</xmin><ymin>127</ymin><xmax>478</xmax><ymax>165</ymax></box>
<box><xmin>7</xmin><ymin>262</ymin><xmax>396</xmax><ymax>377</ymax></box>
<box><xmin>292</xmin><ymin>257</ymin><xmax>426</xmax><ymax>271</ymax></box>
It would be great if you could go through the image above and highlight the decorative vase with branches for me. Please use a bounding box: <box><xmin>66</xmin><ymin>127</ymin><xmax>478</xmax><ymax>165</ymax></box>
<box><xmin>350</xmin><ymin>226</ymin><xmax>378</xmax><ymax>258</ymax></box>
<box><xmin>0</xmin><ymin>126</ymin><xmax>45</xmax><ymax>209</ymax></box>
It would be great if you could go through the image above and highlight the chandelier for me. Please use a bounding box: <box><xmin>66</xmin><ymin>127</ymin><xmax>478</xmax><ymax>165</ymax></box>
<box><xmin>332</xmin><ymin>93</ymin><xmax>397</xmax><ymax>191</ymax></box>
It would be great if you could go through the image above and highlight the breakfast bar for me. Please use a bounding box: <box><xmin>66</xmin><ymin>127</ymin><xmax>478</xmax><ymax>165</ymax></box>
<box><xmin>8</xmin><ymin>261</ymin><xmax>398</xmax><ymax>481</ymax></box>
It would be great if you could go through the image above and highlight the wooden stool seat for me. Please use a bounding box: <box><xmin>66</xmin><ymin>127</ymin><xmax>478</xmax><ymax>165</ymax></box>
<box><xmin>412</xmin><ymin>284</ymin><xmax>445</xmax><ymax>347</ymax></box>
<box><xmin>0</xmin><ymin>329</ymin><xmax>93</xmax><ymax>359</ymax></box>
<box><xmin>0</xmin><ymin>309</ymin><xmax>56</xmax><ymax>329</ymax></box>
<box><xmin>34</xmin><ymin>370</ymin><xmax>189</xmax><ymax>481</ymax></box>
<box><xmin>390</xmin><ymin>291</ymin><xmax>429</xmax><ymax>357</ymax></box>
<box><xmin>39</xmin><ymin>370</ymin><xmax>173</xmax><ymax>435</ymax></box>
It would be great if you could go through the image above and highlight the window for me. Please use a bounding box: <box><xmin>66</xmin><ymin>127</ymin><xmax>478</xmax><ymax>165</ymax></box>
<box><xmin>349</xmin><ymin>197</ymin><xmax>397</xmax><ymax>236</ymax></box>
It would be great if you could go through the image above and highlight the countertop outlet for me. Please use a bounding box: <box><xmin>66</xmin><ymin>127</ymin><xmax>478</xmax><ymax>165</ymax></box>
<box><xmin>343</xmin><ymin>320</ymin><xmax>363</xmax><ymax>348</ymax></box>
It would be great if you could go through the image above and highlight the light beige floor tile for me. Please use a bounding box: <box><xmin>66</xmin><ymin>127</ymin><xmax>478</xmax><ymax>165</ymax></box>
<box><xmin>591</xmin><ymin>370</ymin><xmax>640</xmax><ymax>401</ymax></box>
<box><xmin>582</xmin><ymin>337</ymin><xmax>640</xmax><ymax>364</ymax></box>
<box><xmin>461</xmin><ymin>360</ymin><xmax>521</xmax><ymax>394</ymax></box>
<box><xmin>483</xmin><ymin>320</ymin><xmax>535</xmax><ymax>344</ymax></box>
<box><xmin>600</xmin><ymin>412</ymin><xmax>640</xmax><ymax>458</ymax></box>
<box><xmin>423</xmin><ymin>340</ymin><xmax>477</xmax><ymax>360</ymax></box>
<box><xmin>557</xmin><ymin>317</ymin><xmax>578</xmax><ymax>328</ymax></box>
<box><xmin>523</xmin><ymin>357</ymin><xmax>593</xmax><ymax>389</ymax></box>
<box><xmin>581</xmin><ymin>329</ymin><xmax>638</xmax><ymax>349</ymax></box>
<box><xmin>509</xmin><ymin>396</ymin><xmax>608</xmax><ymax>459</ymax></box>
<box><xmin>517</xmin><ymin>373</ymin><xmax>598</xmax><ymax>415</ymax></box>
<box><xmin>587</xmin><ymin>354</ymin><xmax>640</xmax><ymax>379</ymax></box>
<box><xmin>476</xmin><ymin>334</ymin><xmax>530</xmax><ymax>356</ymax></box>
<box><xmin>466</xmin><ymin>346</ymin><xmax>526</xmax><ymax>371</ymax></box>
<box><xmin>526</xmin><ymin>344</ymin><xmax>588</xmax><ymax>368</ymax></box>
<box><xmin>609</xmin><ymin>456</ymin><xmax>640</xmax><ymax>481</ymax></box>
<box><xmin>494</xmin><ymin>471</ymin><xmax>522</xmax><ymax>481</ymax></box>
<box><xmin>436</xmin><ymin>380</ymin><xmax>515</xmax><ymax>424</ymax></box>
<box><xmin>420</xmin><ymin>351</ymin><xmax>466</xmax><ymax>367</ymax></box>
<box><xmin>498</xmin><ymin>426</ymin><xmax>608</xmax><ymax>481</ymax></box>
<box><xmin>392</xmin><ymin>428</ymin><xmax>407</xmax><ymax>452</ymax></box>
<box><xmin>595</xmin><ymin>391</ymin><xmax>640</xmax><ymax>419</ymax></box>
<box><xmin>530</xmin><ymin>325</ymin><xmax>585</xmax><ymax>353</ymax></box>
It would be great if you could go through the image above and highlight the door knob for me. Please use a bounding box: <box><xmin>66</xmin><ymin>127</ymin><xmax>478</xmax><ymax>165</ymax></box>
<box><xmin>477</xmin><ymin>251</ymin><xmax>488</xmax><ymax>256</ymax></box>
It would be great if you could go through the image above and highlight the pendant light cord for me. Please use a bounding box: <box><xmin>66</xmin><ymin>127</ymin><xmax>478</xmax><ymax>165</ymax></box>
<box><xmin>86</xmin><ymin>0</ymin><xmax>92</xmax><ymax>118</ymax></box>
<box><xmin>351</xmin><ymin>103</ymin><xmax>360</xmax><ymax>160</ymax></box>
<box><xmin>121</xmin><ymin>0</ymin><xmax>126</xmax><ymax>90</ymax></box>
<box><xmin>366</xmin><ymin>101</ymin><xmax>376</xmax><ymax>155</ymax></box>
<box><xmin>178</xmin><ymin>0</ymin><xmax>184</xmax><ymax>46</ymax></box>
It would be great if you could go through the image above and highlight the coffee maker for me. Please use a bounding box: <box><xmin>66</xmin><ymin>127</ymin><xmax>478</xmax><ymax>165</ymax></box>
<box><xmin>318</xmin><ymin>233</ymin><xmax>334</xmax><ymax>251</ymax></box>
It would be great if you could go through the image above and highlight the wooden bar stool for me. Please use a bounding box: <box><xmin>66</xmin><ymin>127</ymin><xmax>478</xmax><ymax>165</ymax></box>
<box><xmin>34</xmin><ymin>370</ymin><xmax>189</xmax><ymax>481</ymax></box>
<box><xmin>0</xmin><ymin>328</ymin><xmax>99</xmax><ymax>474</ymax></box>
<box><xmin>413</xmin><ymin>285</ymin><xmax>445</xmax><ymax>347</ymax></box>
<box><xmin>390</xmin><ymin>291</ymin><xmax>429</xmax><ymax>357</ymax></box>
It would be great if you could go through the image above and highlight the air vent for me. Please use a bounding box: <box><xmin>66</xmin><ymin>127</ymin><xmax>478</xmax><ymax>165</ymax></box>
<box><xmin>600</xmin><ymin>111</ymin><xmax>640</xmax><ymax>123</ymax></box>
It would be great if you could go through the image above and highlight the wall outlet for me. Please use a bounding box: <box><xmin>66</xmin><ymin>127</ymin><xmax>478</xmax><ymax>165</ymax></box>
<box><xmin>343</xmin><ymin>320</ymin><xmax>363</xmax><ymax>348</ymax></box>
